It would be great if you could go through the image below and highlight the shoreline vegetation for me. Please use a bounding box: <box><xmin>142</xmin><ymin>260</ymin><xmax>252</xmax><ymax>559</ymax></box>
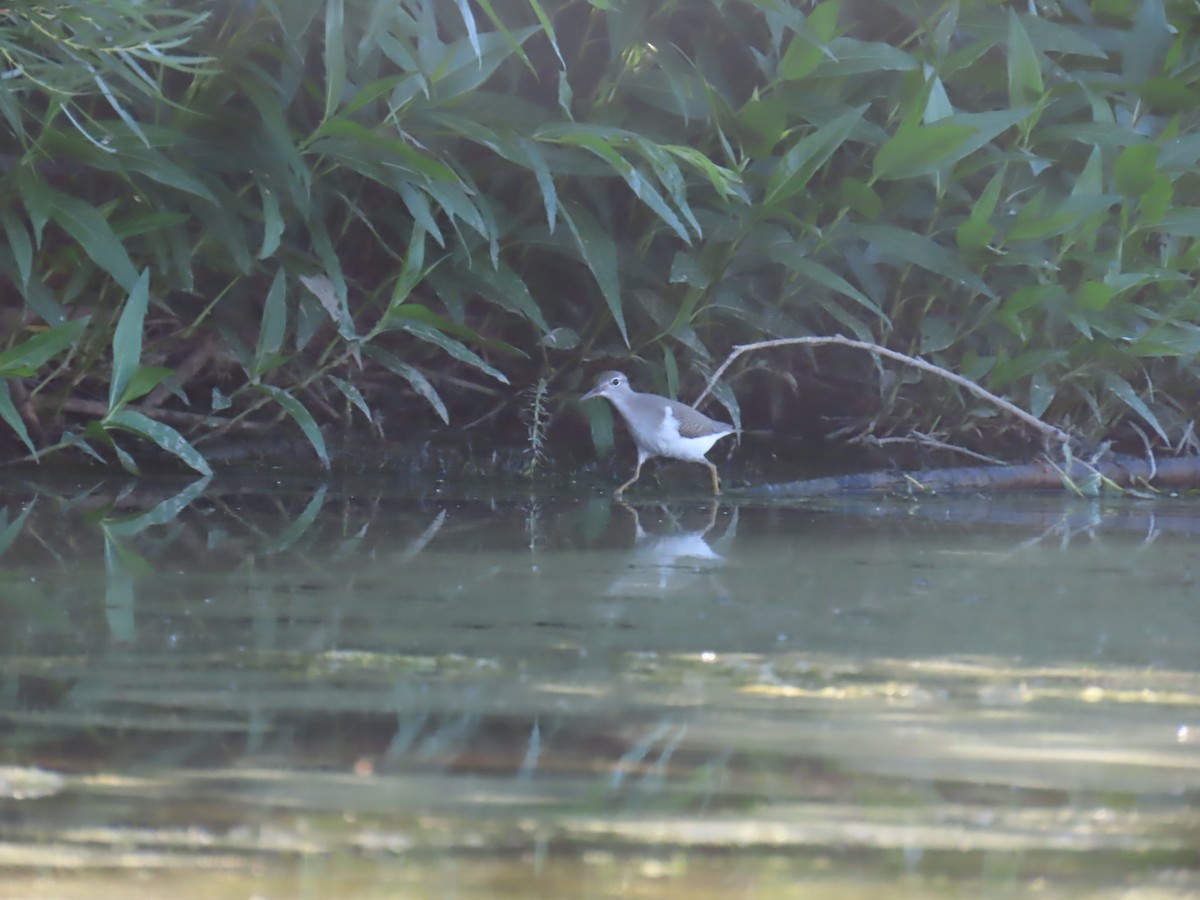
<box><xmin>3</xmin><ymin>1</ymin><xmax>1200</xmax><ymax>490</ymax></box>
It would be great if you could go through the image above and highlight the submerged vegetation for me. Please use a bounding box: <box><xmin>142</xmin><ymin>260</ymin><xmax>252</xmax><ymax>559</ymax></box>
<box><xmin>2</xmin><ymin>0</ymin><xmax>1200</xmax><ymax>474</ymax></box>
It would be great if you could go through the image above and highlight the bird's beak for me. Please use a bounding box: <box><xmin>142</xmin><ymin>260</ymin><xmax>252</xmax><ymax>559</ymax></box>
<box><xmin>580</xmin><ymin>384</ymin><xmax>604</xmax><ymax>402</ymax></box>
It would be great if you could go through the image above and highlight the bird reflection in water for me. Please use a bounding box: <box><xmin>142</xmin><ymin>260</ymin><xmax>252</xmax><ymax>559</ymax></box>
<box><xmin>605</xmin><ymin>502</ymin><xmax>737</xmax><ymax>600</ymax></box>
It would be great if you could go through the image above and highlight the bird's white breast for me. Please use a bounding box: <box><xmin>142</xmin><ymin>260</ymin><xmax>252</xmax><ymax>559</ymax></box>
<box><xmin>637</xmin><ymin>408</ymin><xmax>727</xmax><ymax>461</ymax></box>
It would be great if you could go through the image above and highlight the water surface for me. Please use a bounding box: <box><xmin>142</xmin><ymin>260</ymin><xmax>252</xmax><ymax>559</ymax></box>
<box><xmin>0</xmin><ymin>477</ymin><xmax>1197</xmax><ymax>897</ymax></box>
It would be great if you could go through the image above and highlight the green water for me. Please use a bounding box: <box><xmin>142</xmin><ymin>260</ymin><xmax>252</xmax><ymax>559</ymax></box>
<box><xmin>0</xmin><ymin>476</ymin><xmax>1197</xmax><ymax>898</ymax></box>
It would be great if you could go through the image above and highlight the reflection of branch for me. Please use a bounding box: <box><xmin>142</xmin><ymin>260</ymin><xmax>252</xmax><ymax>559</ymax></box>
<box><xmin>694</xmin><ymin>336</ymin><xmax>1072</xmax><ymax>446</ymax></box>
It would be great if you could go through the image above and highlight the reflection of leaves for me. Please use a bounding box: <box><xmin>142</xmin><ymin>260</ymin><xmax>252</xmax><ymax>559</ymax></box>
<box><xmin>104</xmin><ymin>477</ymin><xmax>212</xmax><ymax>538</ymax></box>
<box><xmin>262</xmin><ymin>485</ymin><xmax>327</xmax><ymax>554</ymax></box>
<box><xmin>0</xmin><ymin>501</ymin><xmax>35</xmax><ymax>559</ymax></box>
<box><xmin>580</xmin><ymin>496</ymin><xmax>614</xmax><ymax>544</ymax></box>
<box><xmin>102</xmin><ymin>532</ymin><xmax>141</xmax><ymax>644</ymax></box>
<box><xmin>398</xmin><ymin>509</ymin><xmax>447</xmax><ymax>564</ymax></box>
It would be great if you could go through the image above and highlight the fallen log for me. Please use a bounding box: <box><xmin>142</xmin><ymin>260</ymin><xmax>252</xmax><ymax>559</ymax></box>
<box><xmin>744</xmin><ymin>455</ymin><xmax>1200</xmax><ymax>497</ymax></box>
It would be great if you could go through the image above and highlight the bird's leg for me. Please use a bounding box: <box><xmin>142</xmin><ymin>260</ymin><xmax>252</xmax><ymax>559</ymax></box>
<box><xmin>614</xmin><ymin>458</ymin><xmax>644</xmax><ymax>497</ymax></box>
<box><xmin>705</xmin><ymin>461</ymin><xmax>722</xmax><ymax>496</ymax></box>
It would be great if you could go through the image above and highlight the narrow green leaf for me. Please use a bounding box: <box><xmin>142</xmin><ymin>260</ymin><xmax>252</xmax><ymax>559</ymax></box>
<box><xmin>537</xmin><ymin>126</ymin><xmax>690</xmax><ymax>241</ymax></box>
<box><xmin>300</xmin><ymin>273</ymin><xmax>356</xmax><ymax>340</ymax></box>
<box><xmin>1139</xmin><ymin>173</ymin><xmax>1172</xmax><ymax>225</ymax></box>
<box><xmin>363</xmin><ymin>344</ymin><xmax>449</xmax><ymax>424</ymax></box>
<box><xmin>858</xmin><ymin>224</ymin><xmax>993</xmax><ymax>296</ymax></box>
<box><xmin>472</xmin><ymin>262</ymin><xmax>550</xmax><ymax>333</ymax></box>
<box><xmin>313</xmin><ymin>118</ymin><xmax>461</xmax><ymax>181</ymax></box>
<box><xmin>0</xmin><ymin>318</ymin><xmax>88</xmax><ymax>377</ymax></box>
<box><xmin>386</xmin><ymin>226</ymin><xmax>427</xmax><ymax>314</ymax></box>
<box><xmin>1102</xmin><ymin>372</ymin><xmax>1168</xmax><ymax>442</ymax></box>
<box><xmin>117</xmin><ymin>210</ymin><xmax>191</xmax><ymax>237</ymax></box>
<box><xmin>423</xmin><ymin>180</ymin><xmax>490</xmax><ymax>239</ymax></box>
<box><xmin>61</xmin><ymin>428</ymin><xmax>107</xmax><ymax>465</ymax></box>
<box><xmin>1007</xmin><ymin>9</ymin><xmax>1044</xmax><ymax>108</ymax></box>
<box><xmin>19</xmin><ymin>276</ymin><xmax>66</xmax><ymax>326</ymax></box>
<box><xmin>0</xmin><ymin>87</ymin><xmax>22</xmax><ymax>145</ymax></box>
<box><xmin>109</xmin><ymin>269</ymin><xmax>151</xmax><ymax>413</ymax></box>
<box><xmin>453</xmin><ymin>0</ymin><xmax>480</xmax><ymax>59</ymax></box>
<box><xmin>778</xmin><ymin>35</ymin><xmax>824</xmax><ymax>82</ymax></box>
<box><xmin>1029</xmin><ymin>369</ymin><xmax>1056</xmax><ymax>419</ymax></box>
<box><xmin>473</xmin><ymin>0</ymin><xmax>536</xmax><ymax>71</ymax></box>
<box><xmin>1114</xmin><ymin>143</ymin><xmax>1159</xmax><ymax>196</ymax></box>
<box><xmin>426</xmin><ymin>27</ymin><xmax>538</xmax><ymax>101</ymax></box>
<box><xmin>113</xmin><ymin>145</ymin><xmax>218</xmax><ymax>202</ymax></box>
<box><xmin>0</xmin><ymin>205</ymin><xmax>33</xmax><ymax>289</ymax></box>
<box><xmin>258</xmin><ymin>185</ymin><xmax>284</xmax><ymax>259</ymax></box>
<box><xmin>1072</xmin><ymin>145</ymin><xmax>1104</xmax><ymax>197</ymax></box>
<box><xmin>919</xmin><ymin>315</ymin><xmax>956</xmax><ymax>353</ymax></box>
<box><xmin>518</xmin><ymin>136</ymin><xmax>557</xmax><ymax>233</ymax></box>
<box><xmin>810</xmin><ymin>2</ymin><xmax>843</xmax><ymax>43</ymax></box>
<box><xmin>765</xmin><ymin>106</ymin><xmax>865</xmax><ymax>205</ymax></box>
<box><xmin>956</xmin><ymin>219</ymin><xmax>994</xmax><ymax>253</ymax></box>
<box><xmin>708</xmin><ymin>377</ymin><xmax>741</xmax><ymax>437</ymax></box>
<box><xmin>48</xmin><ymin>192</ymin><xmax>139</xmax><ymax>291</ymax></box>
<box><xmin>561</xmin><ymin>202</ymin><xmax>626</xmax><ymax>346</ymax></box>
<box><xmin>1139</xmin><ymin>207</ymin><xmax>1200</xmax><ymax>236</ymax></box>
<box><xmin>768</xmin><ymin>249</ymin><xmax>887</xmax><ymax>321</ymax></box>
<box><xmin>1021</xmin><ymin>14</ymin><xmax>1106</xmax><ymax>58</ymax></box>
<box><xmin>105</xmin><ymin>409</ymin><xmax>214</xmax><ymax>476</ymax></box>
<box><xmin>341</xmin><ymin>74</ymin><xmax>407</xmax><ymax>115</ymax></box>
<box><xmin>838</xmin><ymin>178</ymin><xmax>883</xmax><ymax>220</ymax></box>
<box><xmin>664</xmin><ymin>145</ymin><xmax>743</xmax><ymax>201</ymax></box>
<box><xmin>973</xmin><ymin>170</ymin><xmax>1005</xmax><ymax>222</ymax></box>
<box><xmin>324</xmin><ymin>0</ymin><xmax>347</xmax><ymax>120</ymax></box>
<box><xmin>117</xmin><ymin>366</ymin><xmax>173</xmax><ymax>409</ymax></box>
<box><xmin>239</xmin><ymin>74</ymin><xmax>312</xmax><ymax>199</ymax></box>
<box><xmin>670</xmin><ymin>251</ymin><xmax>710</xmax><ymax>288</ymax></box>
<box><xmin>254</xmin><ymin>268</ymin><xmax>288</xmax><ymax>377</ymax></box>
<box><xmin>558</xmin><ymin>71</ymin><xmax>573</xmax><ymax>119</ymax></box>
<box><xmin>924</xmin><ymin>77</ymin><xmax>954</xmax><ymax>122</ymax></box>
<box><xmin>1124</xmin><ymin>0</ymin><xmax>1171</xmax><ymax>83</ymax></box>
<box><xmin>813</xmin><ymin>37</ymin><xmax>917</xmax><ymax>77</ymax></box>
<box><xmin>329</xmin><ymin>375</ymin><xmax>374</xmax><ymax>424</ymax></box>
<box><xmin>662</xmin><ymin>345</ymin><xmax>678</xmax><ymax>400</ymax></box>
<box><xmin>254</xmin><ymin>384</ymin><xmax>330</xmax><ymax>469</ymax></box>
<box><xmin>18</xmin><ymin>172</ymin><xmax>53</xmax><ymax>245</ymax></box>
<box><xmin>583</xmin><ymin>395</ymin><xmax>614</xmax><ymax>458</ymax></box>
<box><xmin>195</xmin><ymin>200</ymin><xmax>253</xmax><ymax>274</ymax></box>
<box><xmin>1076</xmin><ymin>282</ymin><xmax>1114</xmax><ymax>311</ymax></box>
<box><xmin>401</xmin><ymin>320</ymin><xmax>509</xmax><ymax>383</ymax></box>
<box><xmin>527</xmin><ymin>0</ymin><xmax>565</xmax><ymax>67</ymax></box>
<box><xmin>399</xmin><ymin>183</ymin><xmax>445</xmax><ymax>247</ymax></box>
<box><xmin>0</xmin><ymin>380</ymin><xmax>36</xmax><ymax>456</ymax></box>
<box><xmin>1007</xmin><ymin>194</ymin><xmax>1117</xmax><ymax>242</ymax></box>
<box><xmin>873</xmin><ymin>122</ymin><xmax>976</xmax><ymax>180</ymax></box>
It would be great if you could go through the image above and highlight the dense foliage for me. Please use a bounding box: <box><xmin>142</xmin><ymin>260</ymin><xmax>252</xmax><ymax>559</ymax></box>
<box><xmin>2</xmin><ymin>0</ymin><xmax>1199</xmax><ymax>473</ymax></box>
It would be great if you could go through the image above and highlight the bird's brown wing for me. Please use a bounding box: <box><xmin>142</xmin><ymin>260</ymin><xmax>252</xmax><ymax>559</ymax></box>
<box><xmin>669</xmin><ymin>399</ymin><xmax>731</xmax><ymax>438</ymax></box>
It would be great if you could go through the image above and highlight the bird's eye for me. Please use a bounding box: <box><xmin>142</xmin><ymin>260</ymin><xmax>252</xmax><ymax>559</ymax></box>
<box><xmin>610</xmin><ymin>377</ymin><xmax>620</xmax><ymax>385</ymax></box>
